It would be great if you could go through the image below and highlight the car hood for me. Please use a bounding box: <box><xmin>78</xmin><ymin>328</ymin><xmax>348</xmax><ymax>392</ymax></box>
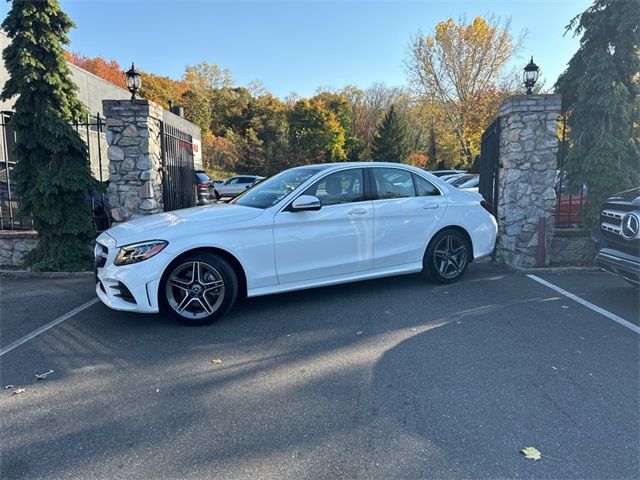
<box><xmin>608</xmin><ymin>187</ymin><xmax>640</xmax><ymax>204</ymax></box>
<box><xmin>103</xmin><ymin>203</ymin><xmax>264</xmax><ymax>246</ymax></box>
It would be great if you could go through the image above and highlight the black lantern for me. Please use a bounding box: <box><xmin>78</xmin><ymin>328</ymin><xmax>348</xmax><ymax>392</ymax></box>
<box><xmin>125</xmin><ymin>63</ymin><xmax>142</xmax><ymax>100</ymax></box>
<box><xmin>523</xmin><ymin>57</ymin><xmax>539</xmax><ymax>95</ymax></box>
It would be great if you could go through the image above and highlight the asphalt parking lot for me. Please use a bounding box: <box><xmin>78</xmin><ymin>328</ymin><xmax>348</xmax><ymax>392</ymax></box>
<box><xmin>1</xmin><ymin>264</ymin><xmax>638</xmax><ymax>480</ymax></box>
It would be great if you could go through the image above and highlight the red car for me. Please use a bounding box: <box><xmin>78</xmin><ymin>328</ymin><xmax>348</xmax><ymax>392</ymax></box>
<box><xmin>555</xmin><ymin>177</ymin><xmax>587</xmax><ymax>227</ymax></box>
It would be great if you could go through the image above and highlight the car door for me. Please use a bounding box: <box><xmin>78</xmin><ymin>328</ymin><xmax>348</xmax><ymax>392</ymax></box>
<box><xmin>235</xmin><ymin>177</ymin><xmax>256</xmax><ymax>196</ymax></box>
<box><xmin>273</xmin><ymin>168</ymin><xmax>374</xmax><ymax>284</ymax></box>
<box><xmin>370</xmin><ymin>167</ymin><xmax>447</xmax><ymax>269</ymax></box>
<box><xmin>218</xmin><ymin>177</ymin><xmax>239</xmax><ymax>196</ymax></box>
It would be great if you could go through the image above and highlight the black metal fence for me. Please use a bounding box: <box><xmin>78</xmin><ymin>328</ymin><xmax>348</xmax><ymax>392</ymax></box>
<box><xmin>0</xmin><ymin>112</ymin><xmax>111</xmax><ymax>231</ymax></box>
<box><xmin>478</xmin><ymin>117</ymin><xmax>500</xmax><ymax>217</ymax></box>
<box><xmin>161</xmin><ymin>121</ymin><xmax>195</xmax><ymax>212</ymax></box>
<box><xmin>555</xmin><ymin>115</ymin><xmax>586</xmax><ymax>228</ymax></box>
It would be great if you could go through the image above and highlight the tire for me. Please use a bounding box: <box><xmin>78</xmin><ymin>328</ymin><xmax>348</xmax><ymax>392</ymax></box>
<box><xmin>160</xmin><ymin>252</ymin><xmax>238</xmax><ymax>326</ymax></box>
<box><xmin>422</xmin><ymin>228</ymin><xmax>470</xmax><ymax>284</ymax></box>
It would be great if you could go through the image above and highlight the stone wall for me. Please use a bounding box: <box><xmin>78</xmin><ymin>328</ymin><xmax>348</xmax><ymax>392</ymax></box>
<box><xmin>494</xmin><ymin>94</ymin><xmax>562</xmax><ymax>267</ymax></box>
<box><xmin>103</xmin><ymin>99</ymin><xmax>164</xmax><ymax>222</ymax></box>
<box><xmin>550</xmin><ymin>229</ymin><xmax>594</xmax><ymax>266</ymax></box>
<box><xmin>0</xmin><ymin>230</ymin><xmax>38</xmax><ymax>266</ymax></box>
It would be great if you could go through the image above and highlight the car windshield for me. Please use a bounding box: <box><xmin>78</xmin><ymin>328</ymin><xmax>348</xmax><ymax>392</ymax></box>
<box><xmin>458</xmin><ymin>177</ymin><xmax>479</xmax><ymax>188</ymax></box>
<box><xmin>195</xmin><ymin>172</ymin><xmax>210</xmax><ymax>183</ymax></box>
<box><xmin>232</xmin><ymin>168</ymin><xmax>319</xmax><ymax>209</ymax></box>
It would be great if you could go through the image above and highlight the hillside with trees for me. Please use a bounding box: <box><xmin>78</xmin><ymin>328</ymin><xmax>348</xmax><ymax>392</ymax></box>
<box><xmin>66</xmin><ymin>15</ymin><xmax>526</xmax><ymax>176</ymax></box>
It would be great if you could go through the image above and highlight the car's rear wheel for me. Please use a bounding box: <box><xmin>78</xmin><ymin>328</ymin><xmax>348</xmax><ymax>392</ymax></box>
<box><xmin>160</xmin><ymin>253</ymin><xmax>238</xmax><ymax>325</ymax></box>
<box><xmin>422</xmin><ymin>229</ymin><xmax>470</xmax><ymax>283</ymax></box>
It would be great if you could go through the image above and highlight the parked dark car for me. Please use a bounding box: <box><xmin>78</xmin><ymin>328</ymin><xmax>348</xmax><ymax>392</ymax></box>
<box><xmin>194</xmin><ymin>170</ymin><xmax>216</xmax><ymax>206</ymax></box>
<box><xmin>593</xmin><ymin>187</ymin><xmax>640</xmax><ymax>287</ymax></box>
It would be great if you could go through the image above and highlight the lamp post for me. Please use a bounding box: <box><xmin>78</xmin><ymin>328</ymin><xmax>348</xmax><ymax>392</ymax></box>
<box><xmin>125</xmin><ymin>63</ymin><xmax>142</xmax><ymax>100</ymax></box>
<box><xmin>523</xmin><ymin>57</ymin><xmax>539</xmax><ymax>95</ymax></box>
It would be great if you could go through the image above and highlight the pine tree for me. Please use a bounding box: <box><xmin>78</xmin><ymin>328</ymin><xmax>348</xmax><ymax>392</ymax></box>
<box><xmin>1</xmin><ymin>0</ymin><xmax>99</xmax><ymax>271</ymax></box>
<box><xmin>371</xmin><ymin>104</ymin><xmax>411</xmax><ymax>163</ymax></box>
<box><xmin>555</xmin><ymin>0</ymin><xmax>640</xmax><ymax>226</ymax></box>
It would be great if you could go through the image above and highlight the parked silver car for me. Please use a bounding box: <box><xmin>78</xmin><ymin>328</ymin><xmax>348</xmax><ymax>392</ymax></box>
<box><xmin>213</xmin><ymin>175</ymin><xmax>264</xmax><ymax>199</ymax></box>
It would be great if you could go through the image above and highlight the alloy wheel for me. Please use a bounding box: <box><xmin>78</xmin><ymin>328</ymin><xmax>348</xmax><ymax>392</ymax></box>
<box><xmin>165</xmin><ymin>261</ymin><xmax>225</xmax><ymax>319</ymax></box>
<box><xmin>433</xmin><ymin>234</ymin><xmax>468</xmax><ymax>279</ymax></box>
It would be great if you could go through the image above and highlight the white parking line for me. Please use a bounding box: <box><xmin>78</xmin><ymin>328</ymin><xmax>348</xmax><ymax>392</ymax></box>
<box><xmin>0</xmin><ymin>298</ymin><xmax>100</xmax><ymax>357</ymax></box>
<box><xmin>527</xmin><ymin>274</ymin><xmax>640</xmax><ymax>334</ymax></box>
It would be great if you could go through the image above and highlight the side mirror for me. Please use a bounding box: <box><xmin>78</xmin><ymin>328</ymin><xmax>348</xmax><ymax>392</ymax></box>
<box><xmin>291</xmin><ymin>195</ymin><xmax>321</xmax><ymax>212</ymax></box>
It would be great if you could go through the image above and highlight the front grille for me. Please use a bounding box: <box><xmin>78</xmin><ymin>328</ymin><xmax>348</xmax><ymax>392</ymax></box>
<box><xmin>600</xmin><ymin>204</ymin><xmax>640</xmax><ymax>256</ymax></box>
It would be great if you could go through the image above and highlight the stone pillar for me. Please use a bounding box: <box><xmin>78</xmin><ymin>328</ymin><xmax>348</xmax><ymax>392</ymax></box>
<box><xmin>102</xmin><ymin>99</ymin><xmax>164</xmax><ymax>222</ymax></box>
<box><xmin>494</xmin><ymin>94</ymin><xmax>562</xmax><ymax>267</ymax></box>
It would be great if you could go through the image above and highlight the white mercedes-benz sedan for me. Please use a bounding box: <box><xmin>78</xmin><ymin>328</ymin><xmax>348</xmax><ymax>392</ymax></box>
<box><xmin>95</xmin><ymin>162</ymin><xmax>497</xmax><ymax>325</ymax></box>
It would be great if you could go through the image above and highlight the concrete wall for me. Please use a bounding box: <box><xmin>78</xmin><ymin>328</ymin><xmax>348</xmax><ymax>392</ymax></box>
<box><xmin>1</xmin><ymin>30</ymin><xmax>201</xmax><ymax>172</ymax></box>
<box><xmin>0</xmin><ymin>31</ymin><xmax>130</xmax><ymax>113</ymax></box>
<box><xmin>162</xmin><ymin>109</ymin><xmax>202</xmax><ymax>170</ymax></box>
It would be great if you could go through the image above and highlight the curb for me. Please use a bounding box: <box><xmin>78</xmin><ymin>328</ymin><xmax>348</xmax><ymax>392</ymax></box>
<box><xmin>0</xmin><ymin>270</ymin><xmax>93</xmax><ymax>279</ymax></box>
<box><xmin>509</xmin><ymin>265</ymin><xmax>602</xmax><ymax>274</ymax></box>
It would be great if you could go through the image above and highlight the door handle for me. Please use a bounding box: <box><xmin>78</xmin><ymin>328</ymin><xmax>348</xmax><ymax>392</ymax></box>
<box><xmin>347</xmin><ymin>208</ymin><xmax>367</xmax><ymax>215</ymax></box>
<box><xmin>423</xmin><ymin>204</ymin><xmax>440</xmax><ymax>210</ymax></box>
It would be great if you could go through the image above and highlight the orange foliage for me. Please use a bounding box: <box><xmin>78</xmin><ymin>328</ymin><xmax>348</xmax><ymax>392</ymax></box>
<box><xmin>408</xmin><ymin>152</ymin><xmax>429</xmax><ymax>169</ymax></box>
<box><xmin>65</xmin><ymin>51</ymin><xmax>126</xmax><ymax>89</ymax></box>
<box><xmin>138</xmin><ymin>72</ymin><xmax>187</xmax><ymax>108</ymax></box>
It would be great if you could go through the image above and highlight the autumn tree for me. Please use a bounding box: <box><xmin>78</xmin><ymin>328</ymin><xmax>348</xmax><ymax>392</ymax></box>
<box><xmin>371</xmin><ymin>104</ymin><xmax>412</xmax><ymax>163</ymax></box>
<box><xmin>2</xmin><ymin>0</ymin><xmax>99</xmax><ymax>270</ymax></box>
<box><xmin>406</xmin><ymin>16</ymin><xmax>524</xmax><ymax>167</ymax></box>
<box><xmin>65</xmin><ymin>52</ymin><xmax>125</xmax><ymax>88</ymax></box>
<box><xmin>138</xmin><ymin>72</ymin><xmax>186</xmax><ymax>109</ymax></box>
<box><xmin>555</xmin><ymin>0</ymin><xmax>640</xmax><ymax>225</ymax></box>
<box><xmin>288</xmin><ymin>98</ymin><xmax>347</xmax><ymax>164</ymax></box>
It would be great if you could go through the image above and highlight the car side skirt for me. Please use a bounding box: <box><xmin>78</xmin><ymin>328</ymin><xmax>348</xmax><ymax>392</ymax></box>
<box><xmin>247</xmin><ymin>262</ymin><xmax>423</xmax><ymax>298</ymax></box>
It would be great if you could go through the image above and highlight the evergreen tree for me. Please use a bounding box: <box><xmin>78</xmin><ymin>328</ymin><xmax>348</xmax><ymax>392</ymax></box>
<box><xmin>1</xmin><ymin>0</ymin><xmax>99</xmax><ymax>270</ymax></box>
<box><xmin>555</xmin><ymin>0</ymin><xmax>640</xmax><ymax>225</ymax></box>
<box><xmin>371</xmin><ymin>104</ymin><xmax>411</xmax><ymax>163</ymax></box>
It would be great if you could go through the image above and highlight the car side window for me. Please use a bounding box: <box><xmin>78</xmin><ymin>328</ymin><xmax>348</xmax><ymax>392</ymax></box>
<box><xmin>303</xmin><ymin>169</ymin><xmax>365</xmax><ymax>206</ymax></box>
<box><xmin>239</xmin><ymin>177</ymin><xmax>254</xmax><ymax>184</ymax></box>
<box><xmin>414</xmin><ymin>175</ymin><xmax>441</xmax><ymax>196</ymax></box>
<box><xmin>371</xmin><ymin>168</ymin><xmax>415</xmax><ymax>199</ymax></box>
<box><xmin>226</xmin><ymin>177</ymin><xmax>239</xmax><ymax>185</ymax></box>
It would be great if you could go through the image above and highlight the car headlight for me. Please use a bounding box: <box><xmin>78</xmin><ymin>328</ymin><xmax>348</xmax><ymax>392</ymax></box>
<box><xmin>114</xmin><ymin>240</ymin><xmax>168</xmax><ymax>266</ymax></box>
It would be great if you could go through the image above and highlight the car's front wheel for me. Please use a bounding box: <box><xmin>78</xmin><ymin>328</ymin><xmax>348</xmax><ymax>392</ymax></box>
<box><xmin>160</xmin><ymin>253</ymin><xmax>238</xmax><ymax>325</ymax></box>
<box><xmin>422</xmin><ymin>229</ymin><xmax>470</xmax><ymax>283</ymax></box>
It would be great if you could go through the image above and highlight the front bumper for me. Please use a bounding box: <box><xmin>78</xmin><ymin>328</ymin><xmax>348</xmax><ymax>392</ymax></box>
<box><xmin>594</xmin><ymin>248</ymin><xmax>640</xmax><ymax>286</ymax></box>
<box><xmin>94</xmin><ymin>236</ymin><xmax>171</xmax><ymax>313</ymax></box>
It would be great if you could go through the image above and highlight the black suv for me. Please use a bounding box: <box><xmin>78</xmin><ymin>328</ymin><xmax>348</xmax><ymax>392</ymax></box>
<box><xmin>593</xmin><ymin>187</ymin><xmax>640</xmax><ymax>287</ymax></box>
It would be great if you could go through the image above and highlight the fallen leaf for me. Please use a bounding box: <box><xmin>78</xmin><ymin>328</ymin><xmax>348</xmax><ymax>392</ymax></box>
<box><xmin>521</xmin><ymin>446</ymin><xmax>542</xmax><ymax>461</ymax></box>
<box><xmin>4</xmin><ymin>385</ymin><xmax>14</xmax><ymax>389</ymax></box>
<box><xmin>561</xmin><ymin>306</ymin><xmax>569</xmax><ymax>309</ymax></box>
<box><xmin>13</xmin><ymin>388</ymin><xmax>25</xmax><ymax>395</ymax></box>
<box><xmin>35</xmin><ymin>370</ymin><xmax>54</xmax><ymax>380</ymax></box>
<box><xmin>211</xmin><ymin>358</ymin><xmax>223</xmax><ymax>365</ymax></box>
<box><xmin>410</xmin><ymin>328</ymin><xmax>417</xmax><ymax>332</ymax></box>
<box><xmin>356</xmin><ymin>331</ymin><xmax>364</xmax><ymax>336</ymax></box>
<box><xmin>551</xmin><ymin>366</ymin><xmax>558</xmax><ymax>370</ymax></box>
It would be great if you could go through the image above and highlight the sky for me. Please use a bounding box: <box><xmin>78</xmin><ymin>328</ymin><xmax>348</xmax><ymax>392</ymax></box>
<box><xmin>1</xmin><ymin>0</ymin><xmax>592</xmax><ymax>98</ymax></box>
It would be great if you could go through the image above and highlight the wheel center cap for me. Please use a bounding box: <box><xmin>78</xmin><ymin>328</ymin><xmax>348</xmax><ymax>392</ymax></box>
<box><xmin>191</xmin><ymin>284</ymin><xmax>203</xmax><ymax>295</ymax></box>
